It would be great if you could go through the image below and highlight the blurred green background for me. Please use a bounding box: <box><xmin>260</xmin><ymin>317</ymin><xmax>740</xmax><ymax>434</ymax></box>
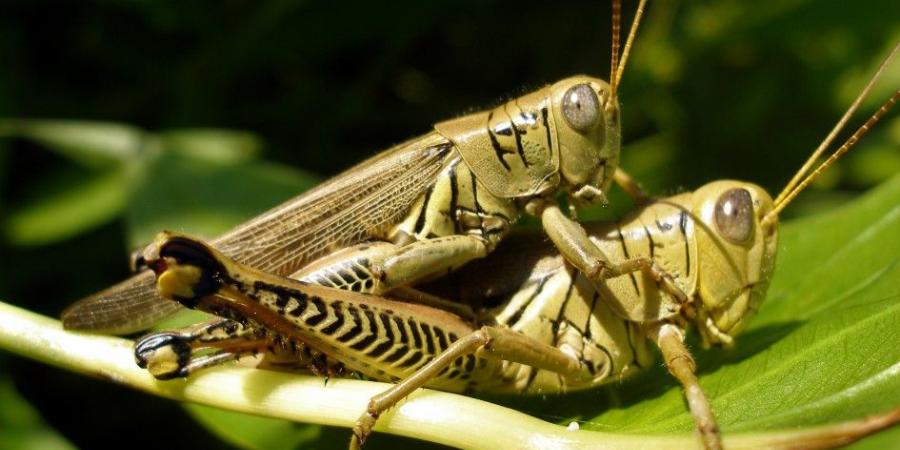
<box><xmin>1</xmin><ymin>0</ymin><xmax>898</xmax><ymax>449</ymax></box>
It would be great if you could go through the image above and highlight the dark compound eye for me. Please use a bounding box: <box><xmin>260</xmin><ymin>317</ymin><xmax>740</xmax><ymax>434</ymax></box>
<box><xmin>715</xmin><ymin>188</ymin><xmax>754</xmax><ymax>244</ymax></box>
<box><xmin>562</xmin><ymin>83</ymin><xmax>601</xmax><ymax>133</ymax></box>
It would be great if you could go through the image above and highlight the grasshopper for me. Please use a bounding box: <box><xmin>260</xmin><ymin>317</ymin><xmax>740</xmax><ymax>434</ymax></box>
<box><xmin>61</xmin><ymin>0</ymin><xmax>655</xmax><ymax>336</ymax></box>
<box><xmin>130</xmin><ymin>42</ymin><xmax>899</xmax><ymax>449</ymax></box>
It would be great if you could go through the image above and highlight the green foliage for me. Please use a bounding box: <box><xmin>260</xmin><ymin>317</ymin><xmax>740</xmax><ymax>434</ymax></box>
<box><xmin>1</xmin><ymin>1</ymin><xmax>898</xmax><ymax>448</ymax></box>
<box><xmin>0</xmin><ymin>375</ymin><xmax>74</xmax><ymax>450</ymax></box>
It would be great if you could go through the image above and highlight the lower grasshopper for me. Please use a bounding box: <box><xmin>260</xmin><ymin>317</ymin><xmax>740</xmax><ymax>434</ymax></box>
<box><xmin>130</xmin><ymin>43</ymin><xmax>899</xmax><ymax>449</ymax></box>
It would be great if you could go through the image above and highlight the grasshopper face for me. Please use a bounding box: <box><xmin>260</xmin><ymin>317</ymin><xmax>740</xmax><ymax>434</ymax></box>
<box><xmin>547</xmin><ymin>75</ymin><xmax>621</xmax><ymax>205</ymax></box>
<box><xmin>690</xmin><ymin>180</ymin><xmax>778</xmax><ymax>345</ymax></box>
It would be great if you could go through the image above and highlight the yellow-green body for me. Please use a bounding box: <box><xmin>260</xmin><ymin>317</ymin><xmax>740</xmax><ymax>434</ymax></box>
<box><xmin>134</xmin><ymin>179</ymin><xmax>779</xmax><ymax>396</ymax></box>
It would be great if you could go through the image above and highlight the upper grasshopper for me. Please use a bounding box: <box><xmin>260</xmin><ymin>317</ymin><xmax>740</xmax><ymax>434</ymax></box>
<box><xmin>61</xmin><ymin>0</ymin><xmax>650</xmax><ymax>335</ymax></box>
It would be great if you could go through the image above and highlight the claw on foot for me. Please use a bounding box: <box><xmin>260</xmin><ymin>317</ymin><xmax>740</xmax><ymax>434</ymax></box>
<box><xmin>349</xmin><ymin>412</ymin><xmax>378</xmax><ymax>450</ymax></box>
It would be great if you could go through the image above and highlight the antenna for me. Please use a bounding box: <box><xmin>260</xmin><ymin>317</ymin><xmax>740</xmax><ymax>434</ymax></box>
<box><xmin>766</xmin><ymin>89</ymin><xmax>899</xmax><ymax>222</ymax></box>
<box><xmin>609</xmin><ymin>0</ymin><xmax>648</xmax><ymax>97</ymax></box>
<box><xmin>774</xmin><ymin>41</ymin><xmax>900</xmax><ymax>206</ymax></box>
<box><xmin>614</xmin><ymin>0</ymin><xmax>647</xmax><ymax>93</ymax></box>
<box><xmin>609</xmin><ymin>0</ymin><xmax>621</xmax><ymax>95</ymax></box>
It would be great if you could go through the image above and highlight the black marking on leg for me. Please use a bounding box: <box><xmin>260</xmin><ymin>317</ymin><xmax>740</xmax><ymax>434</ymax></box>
<box><xmin>367</xmin><ymin>338</ymin><xmax>394</xmax><ymax>358</ymax></box>
<box><xmin>400</xmin><ymin>350</ymin><xmax>424</xmax><ymax>369</ymax></box>
<box><xmin>275</xmin><ymin>295</ymin><xmax>290</xmax><ymax>312</ymax></box>
<box><xmin>336</xmin><ymin>307</ymin><xmax>363</xmax><ymax>342</ymax></box>
<box><xmin>382</xmin><ymin>345</ymin><xmax>410</xmax><ymax>364</ymax></box>
<box><xmin>349</xmin><ymin>310</ymin><xmax>379</xmax><ymax>351</ymax></box>
<box><xmin>311</xmin><ymin>274</ymin><xmax>334</xmax><ymax>288</ymax></box>
<box><xmin>408</xmin><ymin>318</ymin><xmax>423</xmax><ymax>349</ymax></box>
<box><xmin>304</xmin><ymin>297</ymin><xmax>327</xmax><ymax>326</ymax></box>
<box><xmin>434</xmin><ymin>327</ymin><xmax>448</xmax><ymax>352</ymax></box>
<box><xmin>336</xmin><ymin>268</ymin><xmax>356</xmax><ymax>286</ymax></box>
<box><xmin>420</xmin><ymin>322</ymin><xmax>435</xmax><ymax>355</ymax></box>
<box><xmin>255</xmin><ymin>281</ymin><xmax>309</xmax><ymax>314</ymax></box>
<box><xmin>287</xmin><ymin>293</ymin><xmax>308</xmax><ymax>317</ymax></box>
<box><xmin>393</xmin><ymin>317</ymin><xmax>408</xmax><ymax>344</ymax></box>
<box><xmin>379</xmin><ymin>313</ymin><xmax>394</xmax><ymax>342</ymax></box>
<box><xmin>464</xmin><ymin>355</ymin><xmax>475</xmax><ymax>373</ymax></box>
<box><xmin>351</xmin><ymin>263</ymin><xmax>369</xmax><ymax>282</ymax></box>
<box><xmin>320</xmin><ymin>303</ymin><xmax>345</xmax><ymax>335</ymax></box>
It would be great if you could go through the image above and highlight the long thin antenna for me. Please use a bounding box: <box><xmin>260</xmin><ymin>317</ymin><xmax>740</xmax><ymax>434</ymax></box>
<box><xmin>773</xmin><ymin>41</ymin><xmax>900</xmax><ymax>206</ymax></box>
<box><xmin>766</xmin><ymin>89</ymin><xmax>899</xmax><ymax>222</ymax></box>
<box><xmin>613</xmin><ymin>0</ymin><xmax>648</xmax><ymax>94</ymax></box>
<box><xmin>609</xmin><ymin>0</ymin><xmax>622</xmax><ymax>96</ymax></box>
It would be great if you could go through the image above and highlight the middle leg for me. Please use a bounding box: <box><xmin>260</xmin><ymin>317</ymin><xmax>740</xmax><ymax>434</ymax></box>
<box><xmin>349</xmin><ymin>325</ymin><xmax>593</xmax><ymax>449</ymax></box>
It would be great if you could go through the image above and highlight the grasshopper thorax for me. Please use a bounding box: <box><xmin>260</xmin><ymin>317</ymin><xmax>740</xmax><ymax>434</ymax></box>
<box><xmin>690</xmin><ymin>180</ymin><xmax>778</xmax><ymax>346</ymax></box>
<box><xmin>434</xmin><ymin>75</ymin><xmax>620</xmax><ymax>201</ymax></box>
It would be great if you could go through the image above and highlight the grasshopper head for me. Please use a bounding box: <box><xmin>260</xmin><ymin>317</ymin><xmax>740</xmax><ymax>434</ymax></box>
<box><xmin>690</xmin><ymin>180</ymin><xmax>778</xmax><ymax>346</ymax></box>
<box><xmin>548</xmin><ymin>75</ymin><xmax>621</xmax><ymax>205</ymax></box>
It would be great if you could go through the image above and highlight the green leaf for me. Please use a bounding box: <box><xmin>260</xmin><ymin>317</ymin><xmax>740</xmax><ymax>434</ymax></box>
<box><xmin>4</xmin><ymin>167</ymin><xmax>132</xmax><ymax>246</ymax></box>
<box><xmin>125</xmin><ymin>151</ymin><xmax>318</xmax><ymax>248</ymax></box>
<box><xmin>158</xmin><ymin>128</ymin><xmax>262</xmax><ymax>165</ymax></box>
<box><xmin>0</xmin><ymin>375</ymin><xmax>75</xmax><ymax>450</ymax></box>
<box><xmin>0</xmin><ymin>119</ymin><xmax>148</xmax><ymax>167</ymax></box>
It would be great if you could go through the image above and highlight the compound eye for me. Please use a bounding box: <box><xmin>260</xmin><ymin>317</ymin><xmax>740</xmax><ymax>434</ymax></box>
<box><xmin>562</xmin><ymin>83</ymin><xmax>601</xmax><ymax>133</ymax></box>
<box><xmin>715</xmin><ymin>188</ymin><xmax>754</xmax><ymax>244</ymax></box>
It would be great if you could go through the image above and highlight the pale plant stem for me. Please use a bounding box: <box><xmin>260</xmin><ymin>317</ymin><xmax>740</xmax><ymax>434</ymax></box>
<box><xmin>0</xmin><ymin>300</ymin><xmax>895</xmax><ymax>450</ymax></box>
